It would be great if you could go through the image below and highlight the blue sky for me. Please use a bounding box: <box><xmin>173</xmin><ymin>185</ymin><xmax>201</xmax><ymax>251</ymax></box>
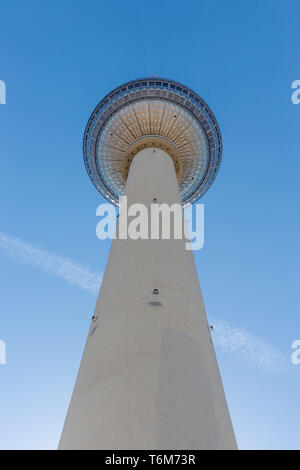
<box><xmin>0</xmin><ymin>0</ymin><xmax>299</xmax><ymax>449</ymax></box>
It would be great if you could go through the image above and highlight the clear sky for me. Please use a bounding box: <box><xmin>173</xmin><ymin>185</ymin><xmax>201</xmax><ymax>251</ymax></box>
<box><xmin>0</xmin><ymin>0</ymin><xmax>299</xmax><ymax>450</ymax></box>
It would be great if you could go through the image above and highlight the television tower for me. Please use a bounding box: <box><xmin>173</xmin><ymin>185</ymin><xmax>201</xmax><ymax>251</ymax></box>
<box><xmin>58</xmin><ymin>78</ymin><xmax>237</xmax><ymax>450</ymax></box>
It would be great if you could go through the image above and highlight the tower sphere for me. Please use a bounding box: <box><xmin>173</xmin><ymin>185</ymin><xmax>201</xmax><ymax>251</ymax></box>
<box><xmin>83</xmin><ymin>78</ymin><xmax>222</xmax><ymax>207</ymax></box>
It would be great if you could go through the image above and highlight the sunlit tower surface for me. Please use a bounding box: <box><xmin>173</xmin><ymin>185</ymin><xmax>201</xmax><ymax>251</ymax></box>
<box><xmin>59</xmin><ymin>78</ymin><xmax>237</xmax><ymax>450</ymax></box>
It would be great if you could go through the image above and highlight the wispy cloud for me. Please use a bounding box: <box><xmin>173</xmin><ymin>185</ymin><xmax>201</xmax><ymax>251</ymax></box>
<box><xmin>0</xmin><ymin>232</ymin><xmax>291</xmax><ymax>374</ymax></box>
<box><xmin>0</xmin><ymin>232</ymin><xmax>102</xmax><ymax>294</ymax></box>
<box><xmin>212</xmin><ymin>320</ymin><xmax>291</xmax><ymax>374</ymax></box>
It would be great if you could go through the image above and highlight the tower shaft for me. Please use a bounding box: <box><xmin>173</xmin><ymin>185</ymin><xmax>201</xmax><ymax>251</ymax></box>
<box><xmin>59</xmin><ymin>148</ymin><xmax>237</xmax><ymax>450</ymax></box>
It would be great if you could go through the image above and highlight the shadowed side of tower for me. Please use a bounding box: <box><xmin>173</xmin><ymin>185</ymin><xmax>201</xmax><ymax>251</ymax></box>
<box><xmin>58</xmin><ymin>148</ymin><xmax>237</xmax><ymax>450</ymax></box>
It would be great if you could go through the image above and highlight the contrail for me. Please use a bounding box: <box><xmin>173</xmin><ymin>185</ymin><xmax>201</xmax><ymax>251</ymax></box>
<box><xmin>0</xmin><ymin>232</ymin><xmax>291</xmax><ymax>373</ymax></box>
<box><xmin>0</xmin><ymin>232</ymin><xmax>102</xmax><ymax>294</ymax></box>
<box><xmin>212</xmin><ymin>320</ymin><xmax>291</xmax><ymax>374</ymax></box>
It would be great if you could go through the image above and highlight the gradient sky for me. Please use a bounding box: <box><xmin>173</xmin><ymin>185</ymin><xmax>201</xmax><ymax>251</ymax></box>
<box><xmin>0</xmin><ymin>0</ymin><xmax>299</xmax><ymax>450</ymax></box>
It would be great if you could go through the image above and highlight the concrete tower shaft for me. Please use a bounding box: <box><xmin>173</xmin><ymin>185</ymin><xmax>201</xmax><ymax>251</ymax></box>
<box><xmin>58</xmin><ymin>148</ymin><xmax>237</xmax><ymax>450</ymax></box>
